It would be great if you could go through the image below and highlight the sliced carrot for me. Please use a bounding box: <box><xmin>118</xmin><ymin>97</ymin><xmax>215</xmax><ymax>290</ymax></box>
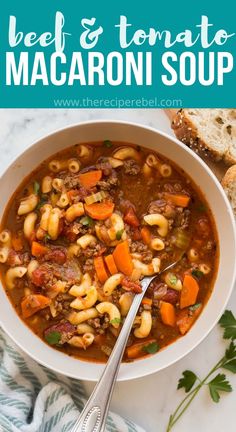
<box><xmin>12</xmin><ymin>234</ymin><xmax>24</xmax><ymax>251</ymax></box>
<box><xmin>84</xmin><ymin>202</ymin><xmax>114</xmax><ymax>220</ymax></box>
<box><xmin>177</xmin><ymin>305</ymin><xmax>202</xmax><ymax>335</ymax></box>
<box><xmin>141</xmin><ymin>227</ymin><xmax>151</xmax><ymax>245</ymax></box>
<box><xmin>67</xmin><ymin>189</ymin><xmax>80</xmax><ymax>200</ymax></box>
<box><xmin>21</xmin><ymin>294</ymin><xmax>51</xmax><ymax>318</ymax></box>
<box><xmin>126</xmin><ymin>338</ymin><xmax>157</xmax><ymax>359</ymax></box>
<box><xmin>163</xmin><ymin>193</ymin><xmax>190</xmax><ymax>208</ymax></box>
<box><xmin>79</xmin><ymin>170</ymin><xmax>102</xmax><ymax>189</ymax></box>
<box><xmin>113</xmin><ymin>240</ymin><xmax>133</xmax><ymax>276</ymax></box>
<box><xmin>104</xmin><ymin>254</ymin><xmax>118</xmax><ymax>275</ymax></box>
<box><xmin>94</xmin><ymin>256</ymin><xmax>109</xmax><ymax>283</ymax></box>
<box><xmin>160</xmin><ymin>301</ymin><xmax>176</xmax><ymax>327</ymax></box>
<box><xmin>180</xmin><ymin>274</ymin><xmax>199</xmax><ymax>309</ymax></box>
<box><xmin>31</xmin><ymin>241</ymin><xmax>49</xmax><ymax>257</ymax></box>
<box><xmin>142</xmin><ymin>297</ymin><xmax>153</xmax><ymax>307</ymax></box>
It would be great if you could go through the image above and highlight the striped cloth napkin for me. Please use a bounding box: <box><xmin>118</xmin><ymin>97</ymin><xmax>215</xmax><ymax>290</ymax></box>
<box><xmin>0</xmin><ymin>328</ymin><xmax>145</xmax><ymax>432</ymax></box>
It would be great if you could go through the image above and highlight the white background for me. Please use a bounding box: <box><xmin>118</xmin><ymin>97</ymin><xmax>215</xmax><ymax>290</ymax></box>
<box><xmin>0</xmin><ymin>109</ymin><xmax>235</xmax><ymax>432</ymax></box>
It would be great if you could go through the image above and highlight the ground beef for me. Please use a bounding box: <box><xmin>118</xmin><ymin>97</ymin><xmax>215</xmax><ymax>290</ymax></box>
<box><xmin>96</xmin><ymin>158</ymin><xmax>113</xmax><ymax>176</ymax></box>
<box><xmin>123</xmin><ymin>159</ymin><xmax>140</xmax><ymax>175</ymax></box>
<box><xmin>97</xmin><ymin>173</ymin><xmax>118</xmax><ymax>190</ymax></box>
<box><xmin>62</xmin><ymin>174</ymin><xmax>97</xmax><ymax>198</ymax></box>
<box><xmin>118</xmin><ymin>199</ymin><xmax>136</xmax><ymax>213</ymax></box>
<box><xmin>130</xmin><ymin>241</ymin><xmax>153</xmax><ymax>263</ymax></box>
<box><xmin>82</xmin><ymin>243</ymin><xmax>107</xmax><ymax>259</ymax></box>
<box><xmin>88</xmin><ymin>318</ymin><xmax>101</xmax><ymax>329</ymax></box>
<box><xmin>148</xmin><ymin>199</ymin><xmax>177</xmax><ymax>219</ymax></box>
<box><xmin>130</xmin><ymin>228</ymin><xmax>142</xmax><ymax>241</ymax></box>
<box><xmin>173</xmin><ymin>209</ymin><xmax>191</xmax><ymax>230</ymax></box>
<box><xmin>163</xmin><ymin>182</ymin><xmax>189</xmax><ymax>194</ymax></box>
<box><xmin>111</xmin><ymin>290</ymin><xmax>122</xmax><ymax>307</ymax></box>
<box><xmin>7</xmin><ymin>251</ymin><xmax>30</xmax><ymax>267</ymax></box>
<box><xmin>82</xmin><ymin>258</ymin><xmax>94</xmax><ymax>273</ymax></box>
<box><xmin>88</xmin><ymin>316</ymin><xmax>110</xmax><ymax>334</ymax></box>
<box><xmin>63</xmin><ymin>222</ymin><xmax>95</xmax><ymax>242</ymax></box>
<box><xmin>62</xmin><ymin>174</ymin><xmax>81</xmax><ymax>189</ymax></box>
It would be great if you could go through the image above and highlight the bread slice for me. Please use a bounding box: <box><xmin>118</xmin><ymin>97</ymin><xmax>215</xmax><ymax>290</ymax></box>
<box><xmin>222</xmin><ymin>165</ymin><xmax>236</xmax><ymax>215</ymax></box>
<box><xmin>172</xmin><ymin>109</ymin><xmax>236</xmax><ymax>165</ymax></box>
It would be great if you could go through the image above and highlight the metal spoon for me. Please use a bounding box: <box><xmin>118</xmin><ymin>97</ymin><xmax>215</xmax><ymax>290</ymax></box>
<box><xmin>71</xmin><ymin>259</ymin><xmax>180</xmax><ymax>432</ymax></box>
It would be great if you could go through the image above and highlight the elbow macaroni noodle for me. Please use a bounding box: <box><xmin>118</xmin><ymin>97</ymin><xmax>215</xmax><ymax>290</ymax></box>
<box><xmin>5</xmin><ymin>266</ymin><xmax>27</xmax><ymax>289</ymax></box>
<box><xmin>0</xmin><ymin>230</ymin><xmax>12</xmax><ymax>263</ymax></box>
<box><xmin>113</xmin><ymin>146</ymin><xmax>140</xmax><ymax>161</ymax></box>
<box><xmin>68</xmin><ymin>159</ymin><xmax>81</xmax><ymax>173</ymax></box>
<box><xmin>134</xmin><ymin>311</ymin><xmax>152</xmax><ymax>338</ymax></box>
<box><xmin>47</xmin><ymin>208</ymin><xmax>62</xmax><ymax>240</ymax></box>
<box><xmin>132</xmin><ymin>257</ymin><xmax>160</xmax><ymax>276</ymax></box>
<box><xmin>144</xmin><ymin>213</ymin><xmax>169</xmax><ymax>237</ymax></box>
<box><xmin>96</xmin><ymin>302</ymin><xmax>121</xmax><ymax>329</ymax></box>
<box><xmin>52</xmin><ymin>178</ymin><xmax>64</xmax><ymax>192</ymax></box>
<box><xmin>69</xmin><ymin>308</ymin><xmax>99</xmax><ymax>325</ymax></box>
<box><xmin>70</xmin><ymin>286</ymin><xmax>98</xmax><ymax>310</ymax></box>
<box><xmin>24</xmin><ymin>212</ymin><xmax>38</xmax><ymax>240</ymax></box>
<box><xmin>57</xmin><ymin>193</ymin><xmax>70</xmax><ymax>208</ymax></box>
<box><xmin>68</xmin><ymin>333</ymin><xmax>94</xmax><ymax>349</ymax></box>
<box><xmin>103</xmin><ymin>273</ymin><xmax>123</xmax><ymax>296</ymax></box>
<box><xmin>76</xmin><ymin>145</ymin><xmax>92</xmax><ymax>158</ymax></box>
<box><xmin>18</xmin><ymin>194</ymin><xmax>38</xmax><ymax>216</ymax></box>
<box><xmin>77</xmin><ymin>234</ymin><xmax>97</xmax><ymax>249</ymax></box>
<box><xmin>65</xmin><ymin>203</ymin><xmax>84</xmax><ymax>222</ymax></box>
<box><xmin>27</xmin><ymin>260</ymin><xmax>39</xmax><ymax>278</ymax></box>
<box><xmin>165</xmin><ymin>272</ymin><xmax>183</xmax><ymax>291</ymax></box>
<box><xmin>40</xmin><ymin>204</ymin><xmax>52</xmax><ymax>231</ymax></box>
<box><xmin>119</xmin><ymin>292</ymin><xmax>134</xmax><ymax>316</ymax></box>
<box><xmin>42</xmin><ymin>176</ymin><xmax>53</xmax><ymax>194</ymax></box>
<box><xmin>69</xmin><ymin>273</ymin><xmax>91</xmax><ymax>297</ymax></box>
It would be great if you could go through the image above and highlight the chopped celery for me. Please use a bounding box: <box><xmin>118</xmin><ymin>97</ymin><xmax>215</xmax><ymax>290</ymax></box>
<box><xmin>85</xmin><ymin>191</ymin><xmax>107</xmax><ymax>205</ymax></box>
<box><xmin>172</xmin><ymin>229</ymin><xmax>190</xmax><ymax>250</ymax></box>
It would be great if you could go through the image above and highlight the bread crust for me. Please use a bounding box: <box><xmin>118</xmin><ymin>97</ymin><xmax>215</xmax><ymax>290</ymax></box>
<box><xmin>221</xmin><ymin>165</ymin><xmax>236</xmax><ymax>216</ymax></box>
<box><xmin>171</xmin><ymin>110</ymin><xmax>236</xmax><ymax>166</ymax></box>
<box><xmin>221</xmin><ymin>165</ymin><xmax>236</xmax><ymax>188</ymax></box>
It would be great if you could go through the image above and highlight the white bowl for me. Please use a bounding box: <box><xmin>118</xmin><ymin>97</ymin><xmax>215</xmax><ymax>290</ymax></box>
<box><xmin>0</xmin><ymin>120</ymin><xmax>235</xmax><ymax>382</ymax></box>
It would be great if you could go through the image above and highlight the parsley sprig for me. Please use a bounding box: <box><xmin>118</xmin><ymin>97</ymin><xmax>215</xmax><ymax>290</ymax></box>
<box><xmin>166</xmin><ymin>310</ymin><xmax>236</xmax><ymax>431</ymax></box>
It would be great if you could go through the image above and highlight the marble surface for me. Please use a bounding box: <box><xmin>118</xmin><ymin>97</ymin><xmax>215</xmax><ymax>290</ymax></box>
<box><xmin>0</xmin><ymin>109</ymin><xmax>235</xmax><ymax>432</ymax></box>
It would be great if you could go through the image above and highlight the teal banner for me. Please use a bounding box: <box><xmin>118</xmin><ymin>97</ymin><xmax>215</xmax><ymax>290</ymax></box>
<box><xmin>0</xmin><ymin>0</ymin><xmax>235</xmax><ymax>108</ymax></box>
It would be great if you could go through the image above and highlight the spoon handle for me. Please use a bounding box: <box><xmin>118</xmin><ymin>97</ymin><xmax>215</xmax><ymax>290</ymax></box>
<box><xmin>71</xmin><ymin>276</ymin><xmax>154</xmax><ymax>432</ymax></box>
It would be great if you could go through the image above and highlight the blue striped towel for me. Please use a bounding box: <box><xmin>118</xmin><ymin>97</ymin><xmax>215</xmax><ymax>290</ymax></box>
<box><xmin>0</xmin><ymin>328</ymin><xmax>146</xmax><ymax>432</ymax></box>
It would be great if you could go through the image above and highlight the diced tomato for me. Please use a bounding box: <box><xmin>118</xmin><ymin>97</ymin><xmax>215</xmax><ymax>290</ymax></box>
<box><xmin>45</xmin><ymin>248</ymin><xmax>67</xmax><ymax>265</ymax></box>
<box><xmin>124</xmin><ymin>207</ymin><xmax>140</xmax><ymax>227</ymax></box>
<box><xmin>44</xmin><ymin>321</ymin><xmax>76</xmax><ymax>344</ymax></box>
<box><xmin>31</xmin><ymin>267</ymin><xmax>51</xmax><ymax>287</ymax></box>
<box><xmin>122</xmin><ymin>276</ymin><xmax>142</xmax><ymax>293</ymax></box>
<box><xmin>131</xmin><ymin>228</ymin><xmax>142</xmax><ymax>241</ymax></box>
<box><xmin>162</xmin><ymin>289</ymin><xmax>179</xmax><ymax>305</ymax></box>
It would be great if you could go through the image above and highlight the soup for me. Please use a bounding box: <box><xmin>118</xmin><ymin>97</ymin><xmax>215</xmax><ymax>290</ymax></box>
<box><xmin>0</xmin><ymin>142</ymin><xmax>218</xmax><ymax>362</ymax></box>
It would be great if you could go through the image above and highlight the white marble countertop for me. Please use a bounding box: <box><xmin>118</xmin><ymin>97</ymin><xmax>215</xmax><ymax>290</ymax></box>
<box><xmin>0</xmin><ymin>109</ymin><xmax>235</xmax><ymax>432</ymax></box>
